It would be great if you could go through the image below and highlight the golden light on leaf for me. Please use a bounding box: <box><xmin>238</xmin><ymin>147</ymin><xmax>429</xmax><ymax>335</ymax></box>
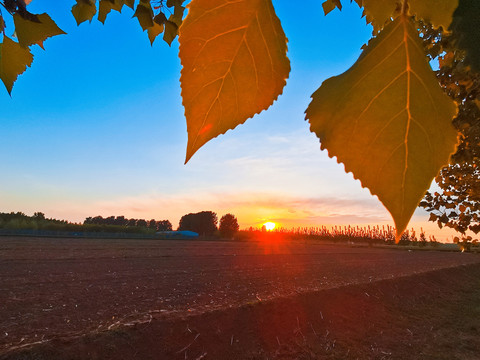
<box><xmin>306</xmin><ymin>15</ymin><xmax>458</xmax><ymax>241</ymax></box>
<box><xmin>179</xmin><ymin>0</ymin><xmax>290</xmax><ymax>163</ymax></box>
<box><xmin>263</xmin><ymin>222</ymin><xmax>276</xmax><ymax>231</ymax></box>
<box><xmin>0</xmin><ymin>36</ymin><xmax>34</xmax><ymax>94</ymax></box>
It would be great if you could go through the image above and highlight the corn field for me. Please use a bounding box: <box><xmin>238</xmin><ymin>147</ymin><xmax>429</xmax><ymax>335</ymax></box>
<box><xmin>244</xmin><ymin>225</ymin><xmax>439</xmax><ymax>246</ymax></box>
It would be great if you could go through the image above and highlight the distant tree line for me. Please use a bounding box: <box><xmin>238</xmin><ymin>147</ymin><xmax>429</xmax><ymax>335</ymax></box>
<box><xmin>0</xmin><ymin>211</ymin><xmax>171</xmax><ymax>235</ymax></box>
<box><xmin>0</xmin><ymin>211</ymin><xmax>68</xmax><ymax>231</ymax></box>
<box><xmin>0</xmin><ymin>210</ymin><xmax>240</xmax><ymax>239</ymax></box>
<box><xmin>84</xmin><ymin>216</ymin><xmax>172</xmax><ymax>232</ymax></box>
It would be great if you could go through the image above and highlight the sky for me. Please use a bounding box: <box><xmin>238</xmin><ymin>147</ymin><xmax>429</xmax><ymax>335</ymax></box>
<box><xmin>0</xmin><ymin>0</ymin><xmax>459</xmax><ymax>241</ymax></box>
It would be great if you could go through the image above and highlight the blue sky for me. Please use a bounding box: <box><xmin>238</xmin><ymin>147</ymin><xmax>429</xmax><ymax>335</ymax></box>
<box><xmin>0</xmin><ymin>0</ymin><xmax>457</xmax><ymax>240</ymax></box>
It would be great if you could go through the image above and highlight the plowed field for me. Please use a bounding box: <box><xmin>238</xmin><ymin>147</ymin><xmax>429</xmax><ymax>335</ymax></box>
<box><xmin>1</xmin><ymin>237</ymin><xmax>479</xmax><ymax>359</ymax></box>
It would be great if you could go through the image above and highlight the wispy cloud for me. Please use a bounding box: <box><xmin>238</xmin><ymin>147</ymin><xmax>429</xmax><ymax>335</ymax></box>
<box><xmin>88</xmin><ymin>190</ymin><xmax>389</xmax><ymax>229</ymax></box>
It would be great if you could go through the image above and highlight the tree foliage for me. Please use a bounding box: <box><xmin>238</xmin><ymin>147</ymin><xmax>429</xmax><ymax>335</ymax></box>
<box><xmin>219</xmin><ymin>213</ymin><xmax>239</xmax><ymax>238</ymax></box>
<box><xmin>0</xmin><ymin>211</ymin><xmax>172</xmax><ymax>233</ymax></box>
<box><xmin>1</xmin><ymin>0</ymin><xmax>479</xmax><ymax>240</ymax></box>
<box><xmin>178</xmin><ymin>210</ymin><xmax>217</xmax><ymax>236</ymax></box>
<box><xmin>84</xmin><ymin>214</ymin><xmax>172</xmax><ymax>230</ymax></box>
<box><xmin>418</xmin><ymin>20</ymin><xmax>480</xmax><ymax>238</ymax></box>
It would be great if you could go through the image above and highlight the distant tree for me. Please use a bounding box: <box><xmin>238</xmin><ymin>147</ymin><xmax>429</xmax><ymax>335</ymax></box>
<box><xmin>83</xmin><ymin>216</ymin><xmax>104</xmax><ymax>225</ymax></box>
<box><xmin>114</xmin><ymin>216</ymin><xmax>127</xmax><ymax>226</ymax></box>
<box><xmin>127</xmin><ymin>218</ymin><xmax>137</xmax><ymax>227</ymax></box>
<box><xmin>33</xmin><ymin>212</ymin><xmax>45</xmax><ymax>221</ymax></box>
<box><xmin>156</xmin><ymin>220</ymin><xmax>172</xmax><ymax>231</ymax></box>
<box><xmin>219</xmin><ymin>213</ymin><xmax>239</xmax><ymax>238</ymax></box>
<box><xmin>136</xmin><ymin>219</ymin><xmax>147</xmax><ymax>228</ymax></box>
<box><xmin>178</xmin><ymin>211</ymin><xmax>217</xmax><ymax>236</ymax></box>
<box><xmin>148</xmin><ymin>219</ymin><xmax>157</xmax><ymax>230</ymax></box>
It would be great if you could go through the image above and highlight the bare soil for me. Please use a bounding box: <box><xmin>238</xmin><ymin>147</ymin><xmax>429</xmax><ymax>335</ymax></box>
<box><xmin>1</xmin><ymin>236</ymin><xmax>479</xmax><ymax>359</ymax></box>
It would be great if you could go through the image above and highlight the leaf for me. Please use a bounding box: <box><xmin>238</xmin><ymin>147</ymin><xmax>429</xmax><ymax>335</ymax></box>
<box><xmin>167</xmin><ymin>0</ymin><xmax>184</xmax><ymax>7</ymax></box>
<box><xmin>162</xmin><ymin>4</ymin><xmax>185</xmax><ymax>45</ymax></box>
<box><xmin>322</xmin><ymin>0</ymin><xmax>342</xmax><ymax>15</ymax></box>
<box><xmin>124</xmin><ymin>0</ymin><xmax>135</xmax><ymax>9</ymax></box>
<box><xmin>450</xmin><ymin>0</ymin><xmax>480</xmax><ymax>72</ymax></box>
<box><xmin>13</xmin><ymin>13</ymin><xmax>66</xmax><ymax>48</ymax></box>
<box><xmin>0</xmin><ymin>36</ymin><xmax>34</xmax><ymax>94</ymax></box>
<box><xmin>0</xmin><ymin>15</ymin><xmax>5</xmax><ymax>33</ymax></box>
<box><xmin>408</xmin><ymin>0</ymin><xmax>458</xmax><ymax>30</ymax></box>
<box><xmin>361</xmin><ymin>0</ymin><xmax>401</xmax><ymax>32</ymax></box>
<box><xmin>148</xmin><ymin>22</ymin><xmax>164</xmax><ymax>45</ymax></box>
<box><xmin>179</xmin><ymin>0</ymin><xmax>290</xmax><ymax>162</ymax></box>
<box><xmin>163</xmin><ymin>20</ymin><xmax>178</xmax><ymax>45</ymax></box>
<box><xmin>154</xmin><ymin>12</ymin><xmax>167</xmax><ymax>26</ymax></box>
<box><xmin>72</xmin><ymin>0</ymin><xmax>97</xmax><ymax>25</ymax></box>
<box><xmin>170</xmin><ymin>5</ymin><xmax>185</xmax><ymax>26</ymax></box>
<box><xmin>98</xmin><ymin>0</ymin><xmax>124</xmax><ymax>24</ymax></box>
<box><xmin>133</xmin><ymin>0</ymin><xmax>154</xmax><ymax>31</ymax></box>
<box><xmin>305</xmin><ymin>15</ymin><xmax>458</xmax><ymax>239</ymax></box>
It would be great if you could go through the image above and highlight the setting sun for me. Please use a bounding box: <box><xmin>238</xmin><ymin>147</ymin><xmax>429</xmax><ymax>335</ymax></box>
<box><xmin>263</xmin><ymin>222</ymin><xmax>276</xmax><ymax>231</ymax></box>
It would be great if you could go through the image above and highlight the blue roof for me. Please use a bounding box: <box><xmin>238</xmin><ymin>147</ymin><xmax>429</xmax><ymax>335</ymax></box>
<box><xmin>156</xmin><ymin>231</ymin><xmax>199</xmax><ymax>238</ymax></box>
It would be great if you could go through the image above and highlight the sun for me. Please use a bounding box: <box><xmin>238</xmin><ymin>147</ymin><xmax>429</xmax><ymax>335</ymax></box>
<box><xmin>263</xmin><ymin>222</ymin><xmax>276</xmax><ymax>231</ymax></box>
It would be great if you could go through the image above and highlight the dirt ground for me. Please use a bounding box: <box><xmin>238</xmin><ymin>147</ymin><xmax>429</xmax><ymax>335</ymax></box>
<box><xmin>1</xmin><ymin>236</ymin><xmax>480</xmax><ymax>359</ymax></box>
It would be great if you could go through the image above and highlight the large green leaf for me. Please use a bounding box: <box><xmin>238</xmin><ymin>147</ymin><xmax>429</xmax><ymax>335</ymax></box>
<box><xmin>306</xmin><ymin>15</ymin><xmax>458</xmax><ymax>239</ymax></box>
<box><xmin>13</xmin><ymin>13</ymin><xmax>65</xmax><ymax>48</ymax></box>
<box><xmin>0</xmin><ymin>37</ymin><xmax>34</xmax><ymax>94</ymax></box>
<box><xmin>179</xmin><ymin>0</ymin><xmax>290</xmax><ymax>163</ymax></box>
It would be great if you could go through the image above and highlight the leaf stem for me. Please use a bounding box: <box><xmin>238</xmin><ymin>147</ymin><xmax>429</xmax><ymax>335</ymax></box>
<box><xmin>401</xmin><ymin>0</ymin><xmax>409</xmax><ymax>15</ymax></box>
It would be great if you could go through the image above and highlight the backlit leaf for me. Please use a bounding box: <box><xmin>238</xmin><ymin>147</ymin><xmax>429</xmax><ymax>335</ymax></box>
<box><xmin>170</xmin><ymin>5</ymin><xmax>185</xmax><ymax>26</ymax></box>
<box><xmin>361</xmin><ymin>0</ymin><xmax>401</xmax><ymax>32</ymax></box>
<box><xmin>72</xmin><ymin>0</ymin><xmax>97</xmax><ymax>25</ymax></box>
<box><xmin>98</xmin><ymin>0</ymin><xmax>124</xmax><ymax>24</ymax></box>
<box><xmin>163</xmin><ymin>20</ymin><xmax>178</xmax><ymax>45</ymax></box>
<box><xmin>13</xmin><ymin>13</ymin><xmax>65</xmax><ymax>48</ymax></box>
<box><xmin>167</xmin><ymin>0</ymin><xmax>184</xmax><ymax>7</ymax></box>
<box><xmin>124</xmin><ymin>0</ymin><xmax>135</xmax><ymax>9</ymax></box>
<box><xmin>179</xmin><ymin>0</ymin><xmax>290</xmax><ymax>162</ymax></box>
<box><xmin>0</xmin><ymin>36</ymin><xmax>34</xmax><ymax>94</ymax></box>
<box><xmin>322</xmin><ymin>0</ymin><xmax>341</xmax><ymax>15</ymax></box>
<box><xmin>134</xmin><ymin>0</ymin><xmax>154</xmax><ymax>31</ymax></box>
<box><xmin>408</xmin><ymin>0</ymin><xmax>458</xmax><ymax>30</ymax></box>
<box><xmin>154</xmin><ymin>13</ymin><xmax>167</xmax><ymax>26</ymax></box>
<box><xmin>148</xmin><ymin>22</ymin><xmax>164</xmax><ymax>45</ymax></box>
<box><xmin>306</xmin><ymin>15</ymin><xmax>458</xmax><ymax>239</ymax></box>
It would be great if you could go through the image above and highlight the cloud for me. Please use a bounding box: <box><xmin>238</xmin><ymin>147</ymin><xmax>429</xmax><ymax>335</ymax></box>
<box><xmin>88</xmin><ymin>190</ymin><xmax>389</xmax><ymax>229</ymax></box>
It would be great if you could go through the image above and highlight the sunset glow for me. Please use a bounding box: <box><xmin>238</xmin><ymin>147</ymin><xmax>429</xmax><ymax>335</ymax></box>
<box><xmin>0</xmin><ymin>1</ymin><xmax>461</xmax><ymax>243</ymax></box>
<box><xmin>263</xmin><ymin>222</ymin><xmax>276</xmax><ymax>231</ymax></box>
